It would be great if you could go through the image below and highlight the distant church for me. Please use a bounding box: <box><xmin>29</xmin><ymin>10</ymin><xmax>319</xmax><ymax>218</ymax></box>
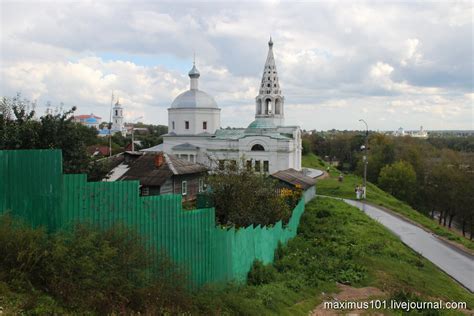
<box><xmin>156</xmin><ymin>38</ymin><xmax>301</xmax><ymax>174</ymax></box>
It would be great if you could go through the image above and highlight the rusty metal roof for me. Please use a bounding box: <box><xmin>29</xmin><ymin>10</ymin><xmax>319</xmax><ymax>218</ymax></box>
<box><xmin>270</xmin><ymin>168</ymin><xmax>316</xmax><ymax>190</ymax></box>
<box><xmin>118</xmin><ymin>152</ymin><xmax>208</xmax><ymax>186</ymax></box>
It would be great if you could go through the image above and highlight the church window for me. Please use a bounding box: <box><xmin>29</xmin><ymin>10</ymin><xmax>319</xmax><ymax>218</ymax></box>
<box><xmin>274</xmin><ymin>84</ymin><xmax>276</xmax><ymax>87</ymax></box>
<box><xmin>246</xmin><ymin>160</ymin><xmax>252</xmax><ymax>171</ymax></box>
<box><xmin>203</xmin><ymin>121</ymin><xmax>207</xmax><ymax>130</ymax></box>
<box><xmin>255</xmin><ymin>160</ymin><xmax>261</xmax><ymax>172</ymax></box>
<box><xmin>185</xmin><ymin>121</ymin><xmax>189</xmax><ymax>129</ymax></box>
<box><xmin>268</xmin><ymin>77</ymin><xmax>270</xmax><ymax>80</ymax></box>
<box><xmin>181</xmin><ymin>181</ymin><xmax>187</xmax><ymax>196</ymax></box>
<box><xmin>172</xmin><ymin>121</ymin><xmax>175</xmax><ymax>130</ymax></box>
<box><xmin>267</xmin><ymin>83</ymin><xmax>271</xmax><ymax>87</ymax></box>
<box><xmin>115</xmin><ymin>110</ymin><xmax>118</xmax><ymax>116</ymax></box>
<box><xmin>263</xmin><ymin>161</ymin><xmax>269</xmax><ymax>172</ymax></box>
<box><xmin>229</xmin><ymin>160</ymin><xmax>237</xmax><ymax>171</ymax></box>
<box><xmin>251</xmin><ymin>144</ymin><xmax>265</xmax><ymax>151</ymax></box>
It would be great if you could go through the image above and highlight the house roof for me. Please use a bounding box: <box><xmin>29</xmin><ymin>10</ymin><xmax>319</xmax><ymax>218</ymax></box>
<box><xmin>118</xmin><ymin>152</ymin><xmax>208</xmax><ymax>186</ymax></box>
<box><xmin>271</xmin><ymin>168</ymin><xmax>316</xmax><ymax>190</ymax></box>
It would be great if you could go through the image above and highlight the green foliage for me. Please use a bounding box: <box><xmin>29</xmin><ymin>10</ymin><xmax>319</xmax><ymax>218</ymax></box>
<box><xmin>247</xmin><ymin>260</ymin><xmax>277</xmax><ymax>286</ymax></box>
<box><xmin>0</xmin><ymin>214</ymin><xmax>190</xmax><ymax>314</ymax></box>
<box><xmin>378</xmin><ymin>160</ymin><xmax>417</xmax><ymax>204</ymax></box>
<box><xmin>0</xmin><ymin>94</ymin><xmax>98</xmax><ymax>174</ymax></box>
<box><xmin>205</xmin><ymin>163</ymin><xmax>291</xmax><ymax>227</ymax></box>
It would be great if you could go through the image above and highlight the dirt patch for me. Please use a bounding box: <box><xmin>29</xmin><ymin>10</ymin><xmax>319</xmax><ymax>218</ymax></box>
<box><xmin>310</xmin><ymin>284</ymin><xmax>385</xmax><ymax>316</ymax></box>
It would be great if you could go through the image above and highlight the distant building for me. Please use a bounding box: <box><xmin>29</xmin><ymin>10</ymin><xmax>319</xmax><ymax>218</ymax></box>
<box><xmin>98</xmin><ymin>99</ymin><xmax>128</xmax><ymax>137</ymax></box>
<box><xmin>73</xmin><ymin>114</ymin><xmax>101</xmax><ymax>130</ymax></box>
<box><xmin>393</xmin><ymin>126</ymin><xmax>428</xmax><ymax>139</ymax></box>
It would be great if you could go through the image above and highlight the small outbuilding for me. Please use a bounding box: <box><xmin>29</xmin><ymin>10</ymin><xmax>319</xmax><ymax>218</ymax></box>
<box><xmin>118</xmin><ymin>152</ymin><xmax>208</xmax><ymax>200</ymax></box>
<box><xmin>271</xmin><ymin>168</ymin><xmax>317</xmax><ymax>204</ymax></box>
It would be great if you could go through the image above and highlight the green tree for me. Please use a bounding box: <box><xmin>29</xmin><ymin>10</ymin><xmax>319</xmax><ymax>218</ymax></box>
<box><xmin>204</xmin><ymin>161</ymin><xmax>292</xmax><ymax>228</ymax></box>
<box><xmin>378</xmin><ymin>161</ymin><xmax>417</xmax><ymax>204</ymax></box>
<box><xmin>0</xmin><ymin>94</ymin><xmax>98</xmax><ymax>173</ymax></box>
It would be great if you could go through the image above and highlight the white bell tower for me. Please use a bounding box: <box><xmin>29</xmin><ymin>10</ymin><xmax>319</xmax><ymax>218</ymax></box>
<box><xmin>112</xmin><ymin>99</ymin><xmax>124</xmax><ymax>133</ymax></box>
<box><xmin>255</xmin><ymin>37</ymin><xmax>285</xmax><ymax>126</ymax></box>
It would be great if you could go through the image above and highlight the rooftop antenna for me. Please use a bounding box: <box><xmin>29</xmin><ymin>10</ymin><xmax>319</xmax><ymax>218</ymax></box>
<box><xmin>108</xmin><ymin>91</ymin><xmax>114</xmax><ymax>157</ymax></box>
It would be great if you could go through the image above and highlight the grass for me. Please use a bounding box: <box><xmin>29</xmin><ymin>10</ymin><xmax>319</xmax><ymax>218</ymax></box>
<box><xmin>196</xmin><ymin>197</ymin><xmax>473</xmax><ymax>315</ymax></box>
<box><xmin>302</xmin><ymin>153</ymin><xmax>474</xmax><ymax>252</ymax></box>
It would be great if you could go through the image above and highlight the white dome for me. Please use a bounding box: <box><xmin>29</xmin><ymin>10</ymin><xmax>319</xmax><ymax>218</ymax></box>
<box><xmin>171</xmin><ymin>89</ymin><xmax>218</xmax><ymax>109</ymax></box>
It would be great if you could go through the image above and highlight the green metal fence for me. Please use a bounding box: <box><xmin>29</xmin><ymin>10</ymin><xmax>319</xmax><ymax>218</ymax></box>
<box><xmin>0</xmin><ymin>149</ymin><xmax>305</xmax><ymax>286</ymax></box>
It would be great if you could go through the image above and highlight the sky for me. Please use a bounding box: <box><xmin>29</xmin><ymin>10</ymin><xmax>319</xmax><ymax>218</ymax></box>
<box><xmin>0</xmin><ymin>0</ymin><xmax>473</xmax><ymax>131</ymax></box>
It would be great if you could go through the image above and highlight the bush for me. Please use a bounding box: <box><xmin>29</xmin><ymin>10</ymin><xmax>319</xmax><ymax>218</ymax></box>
<box><xmin>0</xmin><ymin>214</ymin><xmax>190</xmax><ymax>314</ymax></box>
<box><xmin>247</xmin><ymin>260</ymin><xmax>277</xmax><ymax>286</ymax></box>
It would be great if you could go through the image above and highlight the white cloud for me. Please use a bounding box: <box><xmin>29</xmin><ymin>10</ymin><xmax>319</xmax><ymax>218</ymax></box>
<box><xmin>0</xmin><ymin>1</ymin><xmax>472</xmax><ymax>130</ymax></box>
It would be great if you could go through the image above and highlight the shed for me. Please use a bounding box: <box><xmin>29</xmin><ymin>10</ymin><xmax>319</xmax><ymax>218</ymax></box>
<box><xmin>271</xmin><ymin>168</ymin><xmax>317</xmax><ymax>204</ymax></box>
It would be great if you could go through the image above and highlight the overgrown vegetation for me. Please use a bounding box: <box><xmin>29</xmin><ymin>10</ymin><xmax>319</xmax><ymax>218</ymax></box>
<box><xmin>0</xmin><ymin>214</ymin><xmax>190</xmax><ymax>314</ymax></box>
<box><xmin>2</xmin><ymin>198</ymin><xmax>472</xmax><ymax>314</ymax></box>
<box><xmin>204</xmin><ymin>163</ymin><xmax>292</xmax><ymax>228</ymax></box>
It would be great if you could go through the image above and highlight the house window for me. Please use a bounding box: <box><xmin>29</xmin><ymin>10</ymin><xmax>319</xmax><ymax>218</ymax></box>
<box><xmin>185</xmin><ymin>121</ymin><xmax>190</xmax><ymax>129</ymax></box>
<box><xmin>246</xmin><ymin>160</ymin><xmax>252</xmax><ymax>171</ymax></box>
<box><xmin>255</xmin><ymin>160</ymin><xmax>261</xmax><ymax>172</ymax></box>
<box><xmin>263</xmin><ymin>161</ymin><xmax>269</xmax><ymax>172</ymax></box>
<box><xmin>172</xmin><ymin>121</ymin><xmax>175</xmax><ymax>130</ymax></box>
<box><xmin>141</xmin><ymin>187</ymin><xmax>149</xmax><ymax>196</ymax></box>
<box><xmin>203</xmin><ymin>121</ymin><xmax>207</xmax><ymax>130</ymax></box>
<box><xmin>199</xmin><ymin>178</ymin><xmax>204</xmax><ymax>192</ymax></box>
<box><xmin>218</xmin><ymin>160</ymin><xmax>225</xmax><ymax>170</ymax></box>
<box><xmin>181</xmin><ymin>181</ymin><xmax>187</xmax><ymax>196</ymax></box>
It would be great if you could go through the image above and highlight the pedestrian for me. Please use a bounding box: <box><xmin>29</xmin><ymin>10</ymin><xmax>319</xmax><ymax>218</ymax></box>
<box><xmin>355</xmin><ymin>185</ymin><xmax>360</xmax><ymax>200</ymax></box>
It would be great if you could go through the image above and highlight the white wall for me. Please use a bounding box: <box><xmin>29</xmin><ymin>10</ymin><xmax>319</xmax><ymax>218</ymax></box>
<box><xmin>168</xmin><ymin>108</ymin><xmax>220</xmax><ymax>135</ymax></box>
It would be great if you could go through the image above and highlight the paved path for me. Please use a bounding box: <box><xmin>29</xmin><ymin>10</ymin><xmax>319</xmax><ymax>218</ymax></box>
<box><xmin>343</xmin><ymin>199</ymin><xmax>474</xmax><ymax>292</ymax></box>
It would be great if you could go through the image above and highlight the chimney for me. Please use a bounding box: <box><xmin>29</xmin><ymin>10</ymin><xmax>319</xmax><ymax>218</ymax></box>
<box><xmin>154</xmin><ymin>152</ymin><xmax>165</xmax><ymax>168</ymax></box>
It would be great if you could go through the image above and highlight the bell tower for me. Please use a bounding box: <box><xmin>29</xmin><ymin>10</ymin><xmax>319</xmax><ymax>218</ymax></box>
<box><xmin>255</xmin><ymin>37</ymin><xmax>284</xmax><ymax>126</ymax></box>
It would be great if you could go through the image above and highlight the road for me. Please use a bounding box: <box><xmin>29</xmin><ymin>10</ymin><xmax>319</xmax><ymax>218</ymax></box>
<box><xmin>344</xmin><ymin>199</ymin><xmax>474</xmax><ymax>292</ymax></box>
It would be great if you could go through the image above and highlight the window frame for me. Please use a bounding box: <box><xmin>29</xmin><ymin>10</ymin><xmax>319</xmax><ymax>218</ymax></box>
<box><xmin>181</xmin><ymin>181</ymin><xmax>187</xmax><ymax>196</ymax></box>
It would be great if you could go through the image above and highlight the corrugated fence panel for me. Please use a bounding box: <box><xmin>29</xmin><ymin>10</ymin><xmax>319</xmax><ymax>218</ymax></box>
<box><xmin>0</xmin><ymin>149</ymin><xmax>308</xmax><ymax>286</ymax></box>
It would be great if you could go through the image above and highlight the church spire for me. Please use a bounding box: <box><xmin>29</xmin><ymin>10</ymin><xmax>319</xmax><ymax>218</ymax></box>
<box><xmin>255</xmin><ymin>37</ymin><xmax>284</xmax><ymax>126</ymax></box>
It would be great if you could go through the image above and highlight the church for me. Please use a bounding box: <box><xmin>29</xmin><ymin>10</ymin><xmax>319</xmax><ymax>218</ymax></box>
<box><xmin>159</xmin><ymin>38</ymin><xmax>302</xmax><ymax>174</ymax></box>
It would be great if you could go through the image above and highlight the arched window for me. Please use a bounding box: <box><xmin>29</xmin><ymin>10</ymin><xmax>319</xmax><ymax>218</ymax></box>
<box><xmin>275</xmin><ymin>98</ymin><xmax>282</xmax><ymax>114</ymax></box>
<box><xmin>251</xmin><ymin>144</ymin><xmax>265</xmax><ymax>151</ymax></box>
<box><xmin>265</xmin><ymin>98</ymin><xmax>271</xmax><ymax>114</ymax></box>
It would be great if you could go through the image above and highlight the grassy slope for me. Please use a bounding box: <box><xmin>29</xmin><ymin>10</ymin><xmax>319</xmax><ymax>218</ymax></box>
<box><xmin>302</xmin><ymin>153</ymin><xmax>474</xmax><ymax>252</ymax></box>
<box><xmin>195</xmin><ymin>197</ymin><xmax>473</xmax><ymax>315</ymax></box>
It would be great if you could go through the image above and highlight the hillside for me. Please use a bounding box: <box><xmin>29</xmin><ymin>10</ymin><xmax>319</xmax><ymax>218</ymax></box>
<box><xmin>303</xmin><ymin>153</ymin><xmax>474</xmax><ymax>252</ymax></box>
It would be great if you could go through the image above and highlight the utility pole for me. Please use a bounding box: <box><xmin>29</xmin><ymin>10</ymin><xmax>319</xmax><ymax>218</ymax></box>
<box><xmin>108</xmin><ymin>92</ymin><xmax>114</xmax><ymax>157</ymax></box>
<box><xmin>359</xmin><ymin>119</ymin><xmax>369</xmax><ymax>199</ymax></box>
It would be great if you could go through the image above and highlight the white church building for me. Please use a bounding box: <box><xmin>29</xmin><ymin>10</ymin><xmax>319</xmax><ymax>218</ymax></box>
<box><xmin>158</xmin><ymin>38</ymin><xmax>301</xmax><ymax>174</ymax></box>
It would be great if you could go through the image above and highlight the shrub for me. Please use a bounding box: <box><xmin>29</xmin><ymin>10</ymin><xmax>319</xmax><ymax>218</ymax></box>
<box><xmin>247</xmin><ymin>260</ymin><xmax>277</xmax><ymax>286</ymax></box>
<box><xmin>0</xmin><ymin>214</ymin><xmax>190</xmax><ymax>314</ymax></box>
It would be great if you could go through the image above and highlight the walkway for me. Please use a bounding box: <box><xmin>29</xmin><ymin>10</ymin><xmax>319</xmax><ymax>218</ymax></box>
<box><xmin>344</xmin><ymin>199</ymin><xmax>474</xmax><ymax>292</ymax></box>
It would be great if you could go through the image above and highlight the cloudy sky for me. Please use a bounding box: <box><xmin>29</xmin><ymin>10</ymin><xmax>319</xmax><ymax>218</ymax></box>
<box><xmin>1</xmin><ymin>1</ymin><xmax>472</xmax><ymax>131</ymax></box>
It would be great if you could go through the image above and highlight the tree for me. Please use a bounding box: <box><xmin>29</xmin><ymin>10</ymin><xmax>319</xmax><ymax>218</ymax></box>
<box><xmin>1</xmin><ymin>94</ymin><xmax>98</xmax><ymax>173</ymax></box>
<box><xmin>378</xmin><ymin>161</ymin><xmax>417</xmax><ymax>204</ymax></box>
<box><xmin>204</xmin><ymin>161</ymin><xmax>292</xmax><ymax>228</ymax></box>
